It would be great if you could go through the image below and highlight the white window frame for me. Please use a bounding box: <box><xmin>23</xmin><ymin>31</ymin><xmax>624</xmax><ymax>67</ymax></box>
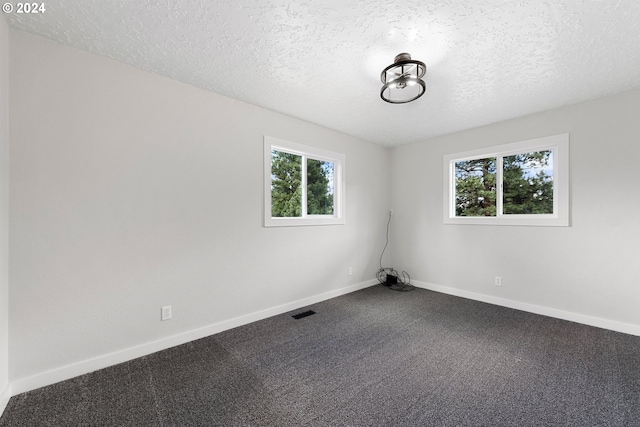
<box><xmin>443</xmin><ymin>133</ymin><xmax>570</xmax><ymax>227</ymax></box>
<box><xmin>264</xmin><ymin>136</ymin><xmax>345</xmax><ymax>227</ymax></box>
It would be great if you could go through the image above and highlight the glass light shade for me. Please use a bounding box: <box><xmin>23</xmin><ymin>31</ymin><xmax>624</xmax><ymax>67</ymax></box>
<box><xmin>380</xmin><ymin>53</ymin><xmax>426</xmax><ymax>104</ymax></box>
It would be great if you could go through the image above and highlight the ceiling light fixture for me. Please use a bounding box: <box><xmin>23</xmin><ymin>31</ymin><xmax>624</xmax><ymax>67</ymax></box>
<box><xmin>380</xmin><ymin>53</ymin><xmax>426</xmax><ymax>104</ymax></box>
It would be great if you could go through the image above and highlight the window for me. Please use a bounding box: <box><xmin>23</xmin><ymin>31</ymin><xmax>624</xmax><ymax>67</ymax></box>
<box><xmin>443</xmin><ymin>133</ymin><xmax>569</xmax><ymax>226</ymax></box>
<box><xmin>264</xmin><ymin>136</ymin><xmax>345</xmax><ymax>227</ymax></box>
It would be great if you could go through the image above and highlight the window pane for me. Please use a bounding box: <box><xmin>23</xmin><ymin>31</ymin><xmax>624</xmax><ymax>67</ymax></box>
<box><xmin>307</xmin><ymin>158</ymin><xmax>334</xmax><ymax>215</ymax></box>
<box><xmin>503</xmin><ymin>150</ymin><xmax>553</xmax><ymax>215</ymax></box>
<box><xmin>271</xmin><ymin>150</ymin><xmax>302</xmax><ymax>217</ymax></box>
<box><xmin>455</xmin><ymin>157</ymin><xmax>497</xmax><ymax>216</ymax></box>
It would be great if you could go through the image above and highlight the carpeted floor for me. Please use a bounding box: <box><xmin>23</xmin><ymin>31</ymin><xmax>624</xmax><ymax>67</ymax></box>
<box><xmin>2</xmin><ymin>285</ymin><xmax>639</xmax><ymax>426</ymax></box>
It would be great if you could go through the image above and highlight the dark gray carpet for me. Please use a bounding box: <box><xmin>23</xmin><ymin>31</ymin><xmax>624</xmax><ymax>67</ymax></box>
<box><xmin>2</xmin><ymin>285</ymin><xmax>639</xmax><ymax>426</ymax></box>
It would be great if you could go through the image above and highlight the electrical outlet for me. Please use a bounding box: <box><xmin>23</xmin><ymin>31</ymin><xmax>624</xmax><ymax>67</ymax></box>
<box><xmin>161</xmin><ymin>305</ymin><xmax>172</xmax><ymax>321</ymax></box>
<box><xmin>495</xmin><ymin>276</ymin><xmax>502</xmax><ymax>286</ymax></box>
<box><xmin>348</xmin><ymin>267</ymin><xmax>353</xmax><ymax>276</ymax></box>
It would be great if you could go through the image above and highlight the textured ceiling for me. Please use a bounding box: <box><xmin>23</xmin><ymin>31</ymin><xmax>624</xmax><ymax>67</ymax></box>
<box><xmin>4</xmin><ymin>0</ymin><xmax>640</xmax><ymax>146</ymax></box>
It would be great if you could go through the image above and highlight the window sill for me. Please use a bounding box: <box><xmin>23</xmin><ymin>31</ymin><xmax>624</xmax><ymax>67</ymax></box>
<box><xmin>443</xmin><ymin>215</ymin><xmax>569</xmax><ymax>227</ymax></box>
<box><xmin>265</xmin><ymin>217</ymin><xmax>345</xmax><ymax>227</ymax></box>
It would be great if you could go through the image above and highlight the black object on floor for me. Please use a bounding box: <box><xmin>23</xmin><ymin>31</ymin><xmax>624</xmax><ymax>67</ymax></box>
<box><xmin>291</xmin><ymin>310</ymin><xmax>316</xmax><ymax>319</ymax></box>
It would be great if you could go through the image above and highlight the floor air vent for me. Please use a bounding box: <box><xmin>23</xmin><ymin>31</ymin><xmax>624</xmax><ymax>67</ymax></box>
<box><xmin>292</xmin><ymin>310</ymin><xmax>316</xmax><ymax>320</ymax></box>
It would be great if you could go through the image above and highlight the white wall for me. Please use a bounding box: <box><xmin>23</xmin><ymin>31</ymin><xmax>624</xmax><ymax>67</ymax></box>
<box><xmin>390</xmin><ymin>88</ymin><xmax>640</xmax><ymax>334</ymax></box>
<box><xmin>0</xmin><ymin>16</ymin><xmax>10</xmax><ymax>414</ymax></box>
<box><xmin>9</xmin><ymin>30</ymin><xmax>390</xmax><ymax>391</ymax></box>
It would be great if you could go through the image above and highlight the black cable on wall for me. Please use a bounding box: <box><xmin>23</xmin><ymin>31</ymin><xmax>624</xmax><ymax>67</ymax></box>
<box><xmin>377</xmin><ymin>210</ymin><xmax>415</xmax><ymax>292</ymax></box>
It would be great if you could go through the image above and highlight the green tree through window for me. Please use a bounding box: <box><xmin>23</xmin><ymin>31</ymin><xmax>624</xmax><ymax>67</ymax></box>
<box><xmin>265</xmin><ymin>136</ymin><xmax>345</xmax><ymax>227</ymax></box>
<box><xmin>454</xmin><ymin>151</ymin><xmax>553</xmax><ymax>217</ymax></box>
<box><xmin>271</xmin><ymin>150</ymin><xmax>334</xmax><ymax>218</ymax></box>
<box><xmin>444</xmin><ymin>133</ymin><xmax>568</xmax><ymax>226</ymax></box>
<box><xmin>271</xmin><ymin>150</ymin><xmax>302</xmax><ymax>217</ymax></box>
<box><xmin>307</xmin><ymin>159</ymin><xmax>334</xmax><ymax>215</ymax></box>
<box><xmin>503</xmin><ymin>150</ymin><xmax>553</xmax><ymax>214</ymax></box>
<box><xmin>455</xmin><ymin>158</ymin><xmax>497</xmax><ymax>216</ymax></box>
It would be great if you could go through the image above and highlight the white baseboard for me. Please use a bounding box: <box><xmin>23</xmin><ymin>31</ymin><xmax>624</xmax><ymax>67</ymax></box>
<box><xmin>0</xmin><ymin>382</ymin><xmax>10</xmax><ymax>418</ymax></box>
<box><xmin>11</xmin><ymin>279</ymin><xmax>377</xmax><ymax>396</ymax></box>
<box><xmin>15</xmin><ymin>278</ymin><xmax>634</xmax><ymax>398</ymax></box>
<box><xmin>413</xmin><ymin>280</ymin><xmax>640</xmax><ymax>336</ymax></box>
